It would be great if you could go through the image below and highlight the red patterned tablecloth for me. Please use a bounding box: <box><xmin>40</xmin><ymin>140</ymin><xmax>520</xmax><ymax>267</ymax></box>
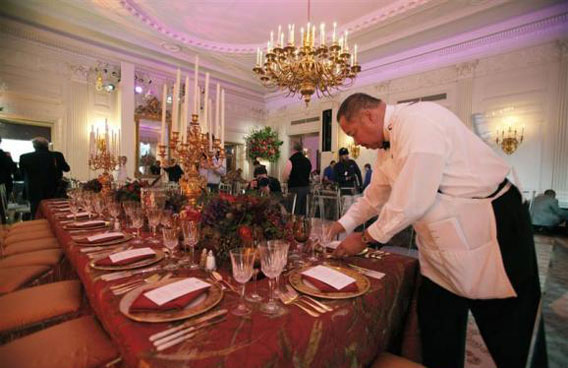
<box><xmin>39</xmin><ymin>200</ymin><xmax>420</xmax><ymax>368</ymax></box>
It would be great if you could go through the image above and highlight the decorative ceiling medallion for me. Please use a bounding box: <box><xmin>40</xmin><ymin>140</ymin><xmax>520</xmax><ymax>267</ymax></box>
<box><xmin>161</xmin><ymin>42</ymin><xmax>181</xmax><ymax>52</ymax></box>
<box><xmin>119</xmin><ymin>0</ymin><xmax>434</xmax><ymax>54</ymax></box>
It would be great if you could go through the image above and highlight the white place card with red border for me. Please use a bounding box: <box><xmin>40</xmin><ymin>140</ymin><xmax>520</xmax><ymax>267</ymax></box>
<box><xmin>302</xmin><ymin>265</ymin><xmax>356</xmax><ymax>290</ymax></box>
<box><xmin>109</xmin><ymin>247</ymin><xmax>156</xmax><ymax>264</ymax></box>
<box><xmin>144</xmin><ymin>277</ymin><xmax>210</xmax><ymax>306</ymax></box>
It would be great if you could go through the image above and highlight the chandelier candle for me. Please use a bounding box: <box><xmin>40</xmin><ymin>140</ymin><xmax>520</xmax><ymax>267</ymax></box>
<box><xmin>203</xmin><ymin>72</ymin><xmax>209</xmax><ymax>134</ymax></box>
<box><xmin>193</xmin><ymin>55</ymin><xmax>199</xmax><ymax>114</ymax></box>
<box><xmin>161</xmin><ymin>83</ymin><xmax>167</xmax><ymax>145</ymax></box>
<box><xmin>172</xmin><ymin>68</ymin><xmax>181</xmax><ymax>132</ymax></box>
<box><xmin>183</xmin><ymin>74</ymin><xmax>190</xmax><ymax>142</ymax></box>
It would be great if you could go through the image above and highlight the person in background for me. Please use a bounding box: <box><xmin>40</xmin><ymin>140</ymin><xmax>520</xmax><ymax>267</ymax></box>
<box><xmin>116</xmin><ymin>156</ymin><xmax>128</xmax><ymax>183</ymax></box>
<box><xmin>19</xmin><ymin>137</ymin><xmax>59</xmax><ymax>218</ymax></box>
<box><xmin>247</xmin><ymin>165</ymin><xmax>281</xmax><ymax>195</ymax></box>
<box><xmin>363</xmin><ymin>163</ymin><xmax>372</xmax><ymax>190</ymax></box>
<box><xmin>149</xmin><ymin>160</ymin><xmax>161</xmax><ymax>176</ymax></box>
<box><xmin>531</xmin><ymin>189</ymin><xmax>568</xmax><ymax>233</ymax></box>
<box><xmin>0</xmin><ymin>136</ymin><xmax>17</xmax><ymax>198</ymax></box>
<box><xmin>334</xmin><ymin>147</ymin><xmax>362</xmax><ymax>195</ymax></box>
<box><xmin>163</xmin><ymin>158</ymin><xmax>184</xmax><ymax>183</ymax></box>
<box><xmin>329</xmin><ymin>93</ymin><xmax>540</xmax><ymax>368</ymax></box>
<box><xmin>206</xmin><ymin>150</ymin><xmax>226</xmax><ymax>193</ymax></box>
<box><xmin>281</xmin><ymin>141</ymin><xmax>311</xmax><ymax>215</ymax></box>
<box><xmin>323</xmin><ymin>160</ymin><xmax>336</xmax><ymax>183</ymax></box>
<box><xmin>310</xmin><ymin>169</ymin><xmax>321</xmax><ymax>184</ymax></box>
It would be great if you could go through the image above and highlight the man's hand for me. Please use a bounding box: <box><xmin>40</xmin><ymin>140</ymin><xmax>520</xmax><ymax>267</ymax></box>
<box><xmin>333</xmin><ymin>232</ymin><xmax>367</xmax><ymax>258</ymax></box>
<box><xmin>327</xmin><ymin>221</ymin><xmax>346</xmax><ymax>240</ymax></box>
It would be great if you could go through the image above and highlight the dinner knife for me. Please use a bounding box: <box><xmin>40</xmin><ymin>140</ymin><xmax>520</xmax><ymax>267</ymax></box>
<box><xmin>149</xmin><ymin>309</ymin><xmax>228</xmax><ymax>342</ymax></box>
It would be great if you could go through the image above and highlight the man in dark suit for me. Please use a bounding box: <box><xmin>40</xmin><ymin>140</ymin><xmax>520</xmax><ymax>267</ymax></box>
<box><xmin>19</xmin><ymin>137</ymin><xmax>61</xmax><ymax>218</ymax></box>
<box><xmin>51</xmin><ymin>147</ymin><xmax>70</xmax><ymax>198</ymax></box>
<box><xmin>0</xmin><ymin>136</ymin><xmax>18</xmax><ymax>223</ymax></box>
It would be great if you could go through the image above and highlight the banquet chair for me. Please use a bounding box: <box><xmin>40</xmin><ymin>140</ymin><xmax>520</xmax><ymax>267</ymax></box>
<box><xmin>219</xmin><ymin>182</ymin><xmax>232</xmax><ymax>194</ymax></box>
<box><xmin>0</xmin><ymin>249</ymin><xmax>63</xmax><ymax>269</ymax></box>
<box><xmin>371</xmin><ymin>352</ymin><xmax>425</xmax><ymax>368</ymax></box>
<box><xmin>2</xmin><ymin>237</ymin><xmax>60</xmax><ymax>257</ymax></box>
<box><xmin>308</xmin><ymin>187</ymin><xmax>342</xmax><ymax>221</ymax></box>
<box><xmin>0</xmin><ymin>265</ymin><xmax>52</xmax><ymax>295</ymax></box>
<box><xmin>279</xmin><ymin>192</ymin><xmax>297</xmax><ymax>215</ymax></box>
<box><xmin>0</xmin><ymin>280</ymin><xmax>83</xmax><ymax>342</ymax></box>
<box><xmin>0</xmin><ymin>184</ymin><xmax>31</xmax><ymax>224</ymax></box>
<box><xmin>0</xmin><ymin>315</ymin><xmax>120</xmax><ymax>368</ymax></box>
<box><xmin>3</xmin><ymin>228</ymin><xmax>55</xmax><ymax>247</ymax></box>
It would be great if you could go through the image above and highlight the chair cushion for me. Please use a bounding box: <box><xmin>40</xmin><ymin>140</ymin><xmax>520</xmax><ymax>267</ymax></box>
<box><xmin>7</xmin><ymin>223</ymin><xmax>51</xmax><ymax>236</ymax></box>
<box><xmin>0</xmin><ymin>280</ymin><xmax>82</xmax><ymax>333</ymax></box>
<box><xmin>9</xmin><ymin>219</ymin><xmax>49</xmax><ymax>230</ymax></box>
<box><xmin>5</xmin><ymin>230</ymin><xmax>54</xmax><ymax>246</ymax></box>
<box><xmin>371</xmin><ymin>352</ymin><xmax>425</xmax><ymax>368</ymax></box>
<box><xmin>0</xmin><ymin>315</ymin><xmax>119</xmax><ymax>368</ymax></box>
<box><xmin>3</xmin><ymin>239</ymin><xmax>60</xmax><ymax>256</ymax></box>
<box><xmin>0</xmin><ymin>249</ymin><xmax>63</xmax><ymax>269</ymax></box>
<box><xmin>0</xmin><ymin>266</ymin><xmax>51</xmax><ymax>295</ymax></box>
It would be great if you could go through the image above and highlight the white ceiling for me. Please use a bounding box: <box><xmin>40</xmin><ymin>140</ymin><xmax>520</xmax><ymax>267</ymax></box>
<box><xmin>0</xmin><ymin>0</ymin><xmax>564</xmax><ymax>97</ymax></box>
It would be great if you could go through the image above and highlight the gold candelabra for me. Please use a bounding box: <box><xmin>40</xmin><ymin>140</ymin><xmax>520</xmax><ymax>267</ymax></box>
<box><xmin>158</xmin><ymin>114</ymin><xmax>225</xmax><ymax>206</ymax></box>
<box><xmin>88</xmin><ymin>138</ymin><xmax>118</xmax><ymax>194</ymax></box>
<box><xmin>496</xmin><ymin>125</ymin><xmax>524</xmax><ymax>155</ymax></box>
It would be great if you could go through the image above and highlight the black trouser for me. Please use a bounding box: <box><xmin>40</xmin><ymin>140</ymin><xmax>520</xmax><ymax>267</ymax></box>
<box><xmin>207</xmin><ymin>183</ymin><xmax>219</xmax><ymax>193</ymax></box>
<box><xmin>418</xmin><ymin>185</ymin><xmax>541</xmax><ymax>368</ymax></box>
<box><xmin>289</xmin><ymin>186</ymin><xmax>310</xmax><ymax>216</ymax></box>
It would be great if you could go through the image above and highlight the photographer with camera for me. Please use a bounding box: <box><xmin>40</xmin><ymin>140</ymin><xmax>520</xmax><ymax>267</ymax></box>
<box><xmin>247</xmin><ymin>165</ymin><xmax>281</xmax><ymax>195</ymax></box>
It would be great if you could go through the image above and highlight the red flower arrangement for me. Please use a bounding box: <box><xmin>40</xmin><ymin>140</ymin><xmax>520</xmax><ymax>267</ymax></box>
<box><xmin>245</xmin><ymin>127</ymin><xmax>283</xmax><ymax>163</ymax></box>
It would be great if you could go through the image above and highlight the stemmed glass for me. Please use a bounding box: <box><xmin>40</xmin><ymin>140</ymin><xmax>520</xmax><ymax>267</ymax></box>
<box><xmin>320</xmin><ymin>223</ymin><xmax>332</xmax><ymax>264</ymax></box>
<box><xmin>180</xmin><ymin>220</ymin><xmax>199</xmax><ymax>270</ymax></box>
<box><xmin>130</xmin><ymin>206</ymin><xmax>145</xmax><ymax>244</ymax></box>
<box><xmin>162</xmin><ymin>227</ymin><xmax>179</xmax><ymax>270</ymax></box>
<box><xmin>292</xmin><ymin>216</ymin><xmax>309</xmax><ymax>267</ymax></box>
<box><xmin>68</xmin><ymin>197</ymin><xmax>80</xmax><ymax>222</ymax></box>
<box><xmin>122</xmin><ymin>201</ymin><xmax>137</xmax><ymax>228</ymax></box>
<box><xmin>146</xmin><ymin>208</ymin><xmax>162</xmax><ymax>244</ymax></box>
<box><xmin>308</xmin><ymin>217</ymin><xmax>321</xmax><ymax>262</ymax></box>
<box><xmin>82</xmin><ymin>193</ymin><xmax>94</xmax><ymax>219</ymax></box>
<box><xmin>245</xmin><ymin>241</ymin><xmax>263</xmax><ymax>303</ymax></box>
<box><xmin>92</xmin><ymin>195</ymin><xmax>105</xmax><ymax>219</ymax></box>
<box><xmin>259</xmin><ymin>240</ymin><xmax>289</xmax><ymax>315</ymax></box>
<box><xmin>107</xmin><ymin>200</ymin><xmax>122</xmax><ymax>230</ymax></box>
<box><xmin>229</xmin><ymin>248</ymin><xmax>256</xmax><ymax>316</ymax></box>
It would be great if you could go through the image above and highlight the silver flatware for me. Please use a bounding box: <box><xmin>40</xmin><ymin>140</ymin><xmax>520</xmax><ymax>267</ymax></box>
<box><xmin>278</xmin><ymin>289</ymin><xmax>320</xmax><ymax>317</ymax></box>
<box><xmin>153</xmin><ymin>316</ymin><xmax>226</xmax><ymax>348</ymax></box>
<box><xmin>285</xmin><ymin>285</ymin><xmax>332</xmax><ymax>312</ymax></box>
<box><xmin>348</xmin><ymin>264</ymin><xmax>386</xmax><ymax>279</ymax></box>
<box><xmin>149</xmin><ymin>309</ymin><xmax>228</xmax><ymax>342</ymax></box>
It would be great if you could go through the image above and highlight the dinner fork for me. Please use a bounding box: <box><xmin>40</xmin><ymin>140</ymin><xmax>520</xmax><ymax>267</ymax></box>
<box><xmin>285</xmin><ymin>286</ymin><xmax>332</xmax><ymax>312</ymax></box>
<box><xmin>112</xmin><ymin>273</ymin><xmax>170</xmax><ymax>295</ymax></box>
<box><xmin>278</xmin><ymin>290</ymin><xmax>320</xmax><ymax>317</ymax></box>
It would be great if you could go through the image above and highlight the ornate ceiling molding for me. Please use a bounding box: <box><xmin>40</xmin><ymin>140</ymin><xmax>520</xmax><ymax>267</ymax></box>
<box><xmin>119</xmin><ymin>0</ymin><xmax>436</xmax><ymax>54</ymax></box>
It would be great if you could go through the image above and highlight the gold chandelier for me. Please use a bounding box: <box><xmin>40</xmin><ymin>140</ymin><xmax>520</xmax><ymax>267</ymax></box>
<box><xmin>253</xmin><ymin>1</ymin><xmax>360</xmax><ymax>105</ymax></box>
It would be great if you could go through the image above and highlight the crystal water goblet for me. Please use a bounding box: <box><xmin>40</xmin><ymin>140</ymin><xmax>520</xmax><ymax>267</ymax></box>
<box><xmin>162</xmin><ymin>227</ymin><xmax>179</xmax><ymax>270</ymax></box>
<box><xmin>230</xmin><ymin>248</ymin><xmax>256</xmax><ymax>316</ymax></box>
<box><xmin>180</xmin><ymin>220</ymin><xmax>200</xmax><ymax>269</ymax></box>
<box><xmin>146</xmin><ymin>208</ymin><xmax>162</xmax><ymax>244</ymax></box>
<box><xmin>259</xmin><ymin>240</ymin><xmax>289</xmax><ymax>315</ymax></box>
<box><xmin>308</xmin><ymin>217</ymin><xmax>321</xmax><ymax>262</ymax></box>
<box><xmin>130</xmin><ymin>207</ymin><xmax>144</xmax><ymax>244</ymax></box>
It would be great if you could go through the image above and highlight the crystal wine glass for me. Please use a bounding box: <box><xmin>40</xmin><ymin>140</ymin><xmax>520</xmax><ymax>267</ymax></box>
<box><xmin>146</xmin><ymin>208</ymin><xmax>162</xmax><ymax>244</ymax></box>
<box><xmin>162</xmin><ymin>227</ymin><xmax>179</xmax><ymax>270</ymax></box>
<box><xmin>107</xmin><ymin>200</ymin><xmax>122</xmax><ymax>230</ymax></box>
<box><xmin>180</xmin><ymin>220</ymin><xmax>199</xmax><ymax>270</ymax></box>
<box><xmin>245</xmin><ymin>241</ymin><xmax>263</xmax><ymax>303</ymax></box>
<box><xmin>259</xmin><ymin>240</ymin><xmax>289</xmax><ymax>315</ymax></box>
<box><xmin>229</xmin><ymin>248</ymin><xmax>256</xmax><ymax>316</ymax></box>
<box><xmin>68</xmin><ymin>197</ymin><xmax>80</xmax><ymax>222</ymax></box>
<box><xmin>292</xmin><ymin>216</ymin><xmax>309</xmax><ymax>267</ymax></box>
<box><xmin>308</xmin><ymin>217</ymin><xmax>321</xmax><ymax>262</ymax></box>
<box><xmin>320</xmin><ymin>222</ymin><xmax>332</xmax><ymax>264</ymax></box>
<box><xmin>130</xmin><ymin>206</ymin><xmax>144</xmax><ymax>244</ymax></box>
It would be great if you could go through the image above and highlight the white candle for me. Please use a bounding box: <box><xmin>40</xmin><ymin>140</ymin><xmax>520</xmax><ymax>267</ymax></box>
<box><xmin>320</xmin><ymin>23</ymin><xmax>325</xmax><ymax>45</ymax></box>
<box><xmin>270</xmin><ymin>31</ymin><xmax>274</xmax><ymax>50</ymax></box>
<box><xmin>183</xmin><ymin>74</ymin><xmax>190</xmax><ymax>141</ymax></box>
<box><xmin>118</xmin><ymin>128</ymin><xmax>121</xmax><ymax>155</ymax></box>
<box><xmin>354</xmin><ymin>44</ymin><xmax>358</xmax><ymax>64</ymax></box>
<box><xmin>203</xmin><ymin>72</ymin><xmax>209</xmax><ymax>134</ymax></box>
<box><xmin>300</xmin><ymin>27</ymin><xmax>304</xmax><ymax>46</ymax></box>
<box><xmin>291</xmin><ymin>24</ymin><xmax>295</xmax><ymax>44</ymax></box>
<box><xmin>105</xmin><ymin>119</ymin><xmax>109</xmax><ymax>152</ymax></box>
<box><xmin>193</xmin><ymin>56</ymin><xmax>199</xmax><ymax>114</ymax></box>
<box><xmin>208</xmin><ymin>98</ymin><xmax>213</xmax><ymax>151</ymax></box>
<box><xmin>332</xmin><ymin>22</ymin><xmax>337</xmax><ymax>43</ymax></box>
<box><xmin>172</xmin><ymin>68</ymin><xmax>181</xmax><ymax>132</ymax></box>
<box><xmin>161</xmin><ymin>83</ymin><xmax>167</xmax><ymax>145</ymax></box>
<box><xmin>344</xmin><ymin>31</ymin><xmax>349</xmax><ymax>51</ymax></box>
<box><xmin>277</xmin><ymin>25</ymin><xmax>282</xmax><ymax>46</ymax></box>
<box><xmin>221</xmin><ymin>89</ymin><xmax>225</xmax><ymax>146</ymax></box>
<box><xmin>89</xmin><ymin>126</ymin><xmax>94</xmax><ymax>156</ymax></box>
<box><xmin>215</xmin><ymin>83</ymin><xmax>220</xmax><ymax>139</ymax></box>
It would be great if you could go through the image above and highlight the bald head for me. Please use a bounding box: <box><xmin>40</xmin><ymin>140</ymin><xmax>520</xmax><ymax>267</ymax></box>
<box><xmin>337</xmin><ymin>93</ymin><xmax>382</xmax><ymax>122</ymax></box>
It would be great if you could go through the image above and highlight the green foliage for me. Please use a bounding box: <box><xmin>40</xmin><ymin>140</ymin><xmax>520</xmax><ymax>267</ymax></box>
<box><xmin>245</xmin><ymin>126</ymin><xmax>283</xmax><ymax>163</ymax></box>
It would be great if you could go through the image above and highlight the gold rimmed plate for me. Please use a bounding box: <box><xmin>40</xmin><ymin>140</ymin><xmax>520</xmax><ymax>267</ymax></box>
<box><xmin>89</xmin><ymin>249</ymin><xmax>165</xmax><ymax>271</ymax></box>
<box><xmin>119</xmin><ymin>277</ymin><xmax>224</xmax><ymax>323</ymax></box>
<box><xmin>288</xmin><ymin>264</ymin><xmax>370</xmax><ymax>299</ymax></box>
<box><xmin>73</xmin><ymin>233</ymin><xmax>133</xmax><ymax>247</ymax></box>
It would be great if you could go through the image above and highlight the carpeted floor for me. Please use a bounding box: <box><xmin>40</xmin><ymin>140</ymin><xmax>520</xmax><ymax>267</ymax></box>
<box><xmin>464</xmin><ymin>235</ymin><xmax>568</xmax><ymax>368</ymax></box>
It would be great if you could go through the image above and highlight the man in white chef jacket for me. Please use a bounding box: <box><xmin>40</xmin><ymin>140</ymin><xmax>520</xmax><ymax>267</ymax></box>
<box><xmin>329</xmin><ymin>93</ymin><xmax>540</xmax><ymax>368</ymax></box>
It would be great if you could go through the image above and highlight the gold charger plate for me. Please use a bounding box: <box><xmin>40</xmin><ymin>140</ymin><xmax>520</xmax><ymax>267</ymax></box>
<box><xmin>289</xmin><ymin>264</ymin><xmax>370</xmax><ymax>299</ymax></box>
<box><xmin>119</xmin><ymin>277</ymin><xmax>224</xmax><ymax>323</ymax></box>
<box><xmin>89</xmin><ymin>249</ymin><xmax>164</xmax><ymax>271</ymax></box>
<box><xmin>73</xmin><ymin>233</ymin><xmax>133</xmax><ymax>247</ymax></box>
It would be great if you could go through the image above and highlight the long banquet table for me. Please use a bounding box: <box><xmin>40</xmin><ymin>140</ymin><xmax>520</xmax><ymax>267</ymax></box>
<box><xmin>39</xmin><ymin>199</ymin><xmax>420</xmax><ymax>368</ymax></box>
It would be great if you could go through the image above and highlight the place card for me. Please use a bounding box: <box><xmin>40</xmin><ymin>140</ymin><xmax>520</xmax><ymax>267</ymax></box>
<box><xmin>109</xmin><ymin>247</ymin><xmax>156</xmax><ymax>264</ymax></box>
<box><xmin>66</xmin><ymin>212</ymin><xmax>89</xmax><ymax>219</ymax></box>
<box><xmin>302</xmin><ymin>265</ymin><xmax>356</xmax><ymax>290</ymax></box>
<box><xmin>70</xmin><ymin>220</ymin><xmax>105</xmax><ymax>228</ymax></box>
<box><xmin>144</xmin><ymin>278</ymin><xmax>210</xmax><ymax>306</ymax></box>
<box><xmin>87</xmin><ymin>232</ymin><xmax>124</xmax><ymax>243</ymax></box>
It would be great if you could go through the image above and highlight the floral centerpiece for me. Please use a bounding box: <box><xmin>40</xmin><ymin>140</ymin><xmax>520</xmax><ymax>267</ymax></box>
<box><xmin>113</xmin><ymin>180</ymin><xmax>148</xmax><ymax>202</ymax></box>
<box><xmin>245</xmin><ymin>127</ymin><xmax>283</xmax><ymax>163</ymax></box>
<box><xmin>83</xmin><ymin>178</ymin><xmax>102</xmax><ymax>193</ymax></box>
<box><xmin>198</xmin><ymin>193</ymin><xmax>292</xmax><ymax>263</ymax></box>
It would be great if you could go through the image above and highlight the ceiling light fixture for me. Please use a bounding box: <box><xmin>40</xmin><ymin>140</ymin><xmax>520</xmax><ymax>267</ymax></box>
<box><xmin>253</xmin><ymin>0</ymin><xmax>360</xmax><ymax>105</ymax></box>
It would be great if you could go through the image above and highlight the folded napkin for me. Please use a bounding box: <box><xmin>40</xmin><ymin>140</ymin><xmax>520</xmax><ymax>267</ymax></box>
<box><xmin>77</xmin><ymin>232</ymin><xmax>124</xmax><ymax>244</ymax></box>
<box><xmin>129</xmin><ymin>278</ymin><xmax>211</xmax><ymax>313</ymax></box>
<box><xmin>67</xmin><ymin>220</ymin><xmax>106</xmax><ymax>228</ymax></box>
<box><xmin>301</xmin><ymin>265</ymin><xmax>358</xmax><ymax>292</ymax></box>
<box><xmin>95</xmin><ymin>248</ymin><xmax>156</xmax><ymax>266</ymax></box>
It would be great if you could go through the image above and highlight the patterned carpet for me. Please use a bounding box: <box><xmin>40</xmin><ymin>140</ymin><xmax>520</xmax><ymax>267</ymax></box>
<box><xmin>464</xmin><ymin>235</ymin><xmax>568</xmax><ymax>368</ymax></box>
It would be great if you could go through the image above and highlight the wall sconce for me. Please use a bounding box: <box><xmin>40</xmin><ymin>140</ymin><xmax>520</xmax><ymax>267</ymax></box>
<box><xmin>495</xmin><ymin>119</ymin><xmax>524</xmax><ymax>155</ymax></box>
<box><xmin>93</xmin><ymin>62</ymin><xmax>120</xmax><ymax>93</ymax></box>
